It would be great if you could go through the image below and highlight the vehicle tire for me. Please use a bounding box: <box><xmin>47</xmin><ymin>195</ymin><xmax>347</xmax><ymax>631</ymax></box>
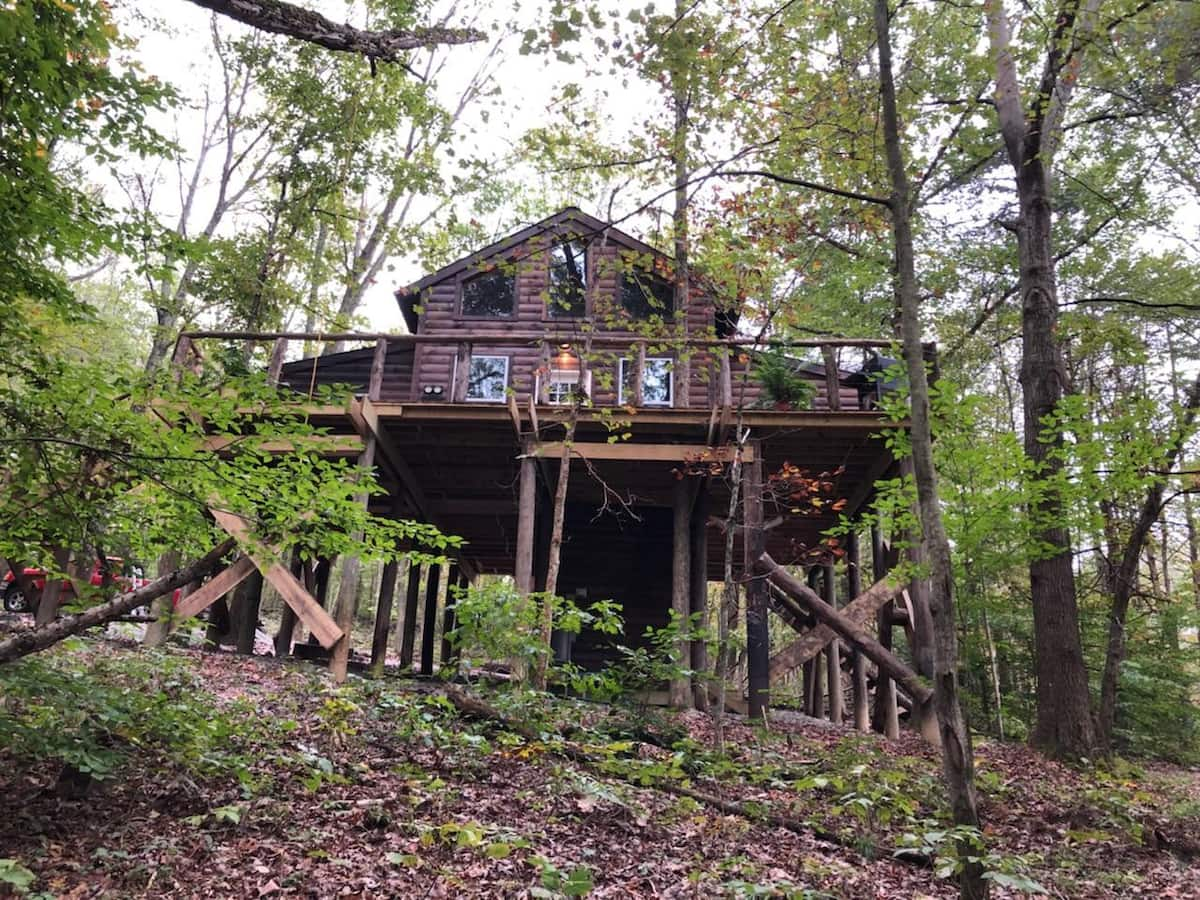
<box><xmin>3</xmin><ymin>583</ymin><xmax>31</xmax><ymax>614</ymax></box>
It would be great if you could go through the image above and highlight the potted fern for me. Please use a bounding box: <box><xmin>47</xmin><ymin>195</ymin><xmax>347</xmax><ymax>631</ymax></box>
<box><xmin>754</xmin><ymin>349</ymin><xmax>816</xmax><ymax>410</ymax></box>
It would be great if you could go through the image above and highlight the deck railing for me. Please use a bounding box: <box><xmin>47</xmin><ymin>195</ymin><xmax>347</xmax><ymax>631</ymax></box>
<box><xmin>176</xmin><ymin>330</ymin><xmax>921</xmax><ymax>414</ymax></box>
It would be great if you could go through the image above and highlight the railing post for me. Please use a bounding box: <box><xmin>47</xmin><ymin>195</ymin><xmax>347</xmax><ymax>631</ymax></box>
<box><xmin>368</xmin><ymin>339</ymin><xmax>387</xmax><ymax>401</ymax></box>
<box><xmin>267</xmin><ymin>338</ymin><xmax>288</xmax><ymax>385</ymax></box>
<box><xmin>631</xmin><ymin>341</ymin><xmax>646</xmax><ymax>407</ymax></box>
<box><xmin>719</xmin><ymin>347</ymin><xmax>733</xmax><ymax>409</ymax></box>
<box><xmin>451</xmin><ymin>341</ymin><xmax>470</xmax><ymax>402</ymax></box>
<box><xmin>538</xmin><ymin>341</ymin><xmax>551</xmax><ymax>404</ymax></box>
<box><xmin>822</xmin><ymin>344</ymin><xmax>841</xmax><ymax>411</ymax></box>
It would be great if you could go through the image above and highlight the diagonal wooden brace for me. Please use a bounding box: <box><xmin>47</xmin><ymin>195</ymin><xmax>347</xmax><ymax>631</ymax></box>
<box><xmin>209</xmin><ymin>505</ymin><xmax>343</xmax><ymax>648</ymax></box>
<box><xmin>174</xmin><ymin>556</ymin><xmax>257</xmax><ymax>619</ymax></box>
<box><xmin>758</xmin><ymin>552</ymin><xmax>930</xmax><ymax>705</ymax></box>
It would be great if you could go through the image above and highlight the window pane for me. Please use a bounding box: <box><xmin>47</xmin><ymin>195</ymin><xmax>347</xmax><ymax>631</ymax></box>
<box><xmin>462</xmin><ymin>269</ymin><xmax>515</xmax><ymax>317</ymax></box>
<box><xmin>467</xmin><ymin>356</ymin><xmax>508</xmax><ymax>401</ymax></box>
<box><xmin>547</xmin><ymin>368</ymin><xmax>582</xmax><ymax>405</ymax></box>
<box><xmin>548</xmin><ymin>241</ymin><xmax>587</xmax><ymax>317</ymax></box>
<box><xmin>620</xmin><ymin>271</ymin><xmax>673</xmax><ymax>320</ymax></box>
<box><xmin>620</xmin><ymin>358</ymin><xmax>672</xmax><ymax>406</ymax></box>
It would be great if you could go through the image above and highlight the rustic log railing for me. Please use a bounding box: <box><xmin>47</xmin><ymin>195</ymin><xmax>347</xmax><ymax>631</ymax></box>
<box><xmin>177</xmin><ymin>330</ymin><xmax>920</xmax><ymax>414</ymax></box>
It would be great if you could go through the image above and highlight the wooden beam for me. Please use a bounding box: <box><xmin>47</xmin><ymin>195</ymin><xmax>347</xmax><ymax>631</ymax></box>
<box><xmin>821</xmin><ymin>345</ymin><xmax>842</xmax><ymax>411</ymax></box>
<box><xmin>515</xmin><ymin>456</ymin><xmax>537</xmax><ymax>594</ymax></box>
<box><xmin>689</xmin><ymin>481</ymin><xmax>709</xmax><ymax>707</ymax></box>
<box><xmin>201</xmin><ymin>435</ymin><xmax>364</xmax><ymax>456</ymax></box>
<box><xmin>757</xmin><ymin>551</ymin><xmax>932</xmax><ymax>707</ymax></box>
<box><xmin>532</xmin><ymin>442</ymin><xmax>753</xmax><ymax>463</ymax></box>
<box><xmin>871</xmin><ymin>524</ymin><xmax>900</xmax><ymax>738</ymax></box>
<box><xmin>174</xmin><ymin>555</ymin><xmax>257</xmax><ymax>619</ymax></box>
<box><xmin>208</xmin><ymin>506</ymin><xmax>343</xmax><ymax>648</ymax></box>
<box><xmin>441</xmin><ymin>563</ymin><xmax>461</xmax><ymax>667</ymax></box>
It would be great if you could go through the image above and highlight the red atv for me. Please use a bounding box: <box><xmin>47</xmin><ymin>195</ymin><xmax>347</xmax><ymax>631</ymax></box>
<box><xmin>2</xmin><ymin>557</ymin><xmax>148</xmax><ymax>615</ymax></box>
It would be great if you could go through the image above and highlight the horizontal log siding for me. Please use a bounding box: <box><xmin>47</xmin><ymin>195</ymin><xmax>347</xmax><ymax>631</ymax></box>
<box><xmin>278</xmin><ymin>341</ymin><xmax>413</xmax><ymax>401</ymax></box>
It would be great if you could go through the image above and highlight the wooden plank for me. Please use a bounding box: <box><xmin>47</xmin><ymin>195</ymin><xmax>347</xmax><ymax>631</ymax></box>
<box><xmin>533</xmin><ymin>442</ymin><xmax>753</xmax><ymax>463</ymax></box>
<box><xmin>208</xmin><ymin>506</ymin><xmax>343</xmax><ymax>648</ymax></box>
<box><xmin>201</xmin><ymin>435</ymin><xmax>364</xmax><ymax>456</ymax></box>
<box><xmin>175</xmin><ymin>555</ymin><xmax>257</xmax><ymax>619</ymax></box>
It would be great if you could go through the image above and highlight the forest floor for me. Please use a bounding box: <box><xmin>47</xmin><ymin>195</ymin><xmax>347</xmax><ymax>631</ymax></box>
<box><xmin>0</xmin><ymin>638</ymin><xmax>1198</xmax><ymax>899</ymax></box>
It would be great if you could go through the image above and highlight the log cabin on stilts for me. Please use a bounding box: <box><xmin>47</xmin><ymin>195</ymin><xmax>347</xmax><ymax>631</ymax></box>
<box><xmin>175</xmin><ymin>208</ymin><xmax>936</xmax><ymax>737</ymax></box>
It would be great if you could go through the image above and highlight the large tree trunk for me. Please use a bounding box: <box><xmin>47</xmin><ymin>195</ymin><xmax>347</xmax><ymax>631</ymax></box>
<box><xmin>986</xmin><ymin>0</ymin><xmax>1100</xmax><ymax>759</ymax></box>
<box><xmin>875</xmin><ymin>1</ymin><xmax>986</xmax><ymax>895</ymax></box>
<box><xmin>532</xmin><ymin>415</ymin><xmax>575</xmax><ymax>691</ymax></box>
<box><xmin>0</xmin><ymin>541</ymin><xmax>234</xmax><ymax>664</ymax></box>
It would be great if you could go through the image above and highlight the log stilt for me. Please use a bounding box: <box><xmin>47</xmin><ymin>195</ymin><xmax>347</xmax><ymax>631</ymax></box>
<box><xmin>871</xmin><ymin>525</ymin><xmax>900</xmax><ymax>738</ymax></box>
<box><xmin>330</xmin><ymin>556</ymin><xmax>363</xmax><ymax>683</ymax></box>
<box><xmin>440</xmin><ymin>563</ymin><xmax>461</xmax><ymax>668</ymax></box>
<box><xmin>670</xmin><ymin>478</ymin><xmax>692</xmax><ymax>708</ymax></box>
<box><xmin>369</xmin><ymin>559</ymin><xmax>400</xmax><ymax>676</ymax></box>
<box><xmin>515</xmin><ymin>455</ymin><xmax>537</xmax><ymax>594</ymax></box>
<box><xmin>823</xmin><ymin>562</ymin><xmax>843</xmax><ymax>724</ymax></box>
<box><xmin>273</xmin><ymin>554</ymin><xmax>305</xmax><ymax>657</ymax></box>
<box><xmin>420</xmin><ymin>563</ymin><xmax>441</xmax><ymax>676</ymax></box>
<box><xmin>232</xmin><ymin>566</ymin><xmax>264</xmax><ymax>655</ymax></box>
<box><xmin>399</xmin><ymin>563</ymin><xmax>422</xmax><ymax>670</ymax></box>
<box><xmin>742</xmin><ymin>440</ymin><xmax>769</xmax><ymax>720</ymax></box>
<box><xmin>847</xmin><ymin>531</ymin><xmax>871</xmax><ymax>732</ymax></box>
<box><xmin>689</xmin><ymin>480</ymin><xmax>710</xmax><ymax>709</ymax></box>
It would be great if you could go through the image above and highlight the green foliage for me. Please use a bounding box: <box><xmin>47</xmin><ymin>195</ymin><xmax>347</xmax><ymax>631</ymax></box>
<box><xmin>752</xmin><ymin>349</ymin><xmax>817</xmax><ymax>409</ymax></box>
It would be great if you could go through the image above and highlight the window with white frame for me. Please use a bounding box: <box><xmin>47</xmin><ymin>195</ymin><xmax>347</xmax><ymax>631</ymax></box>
<box><xmin>465</xmin><ymin>355</ymin><xmax>508</xmax><ymax>402</ymax></box>
<box><xmin>618</xmin><ymin>357</ymin><xmax>672</xmax><ymax>406</ymax></box>
<box><xmin>543</xmin><ymin>368</ymin><xmax>591</xmax><ymax>405</ymax></box>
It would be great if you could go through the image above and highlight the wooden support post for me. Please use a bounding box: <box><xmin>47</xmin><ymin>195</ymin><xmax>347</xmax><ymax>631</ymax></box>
<box><xmin>35</xmin><ymin>548</ymin><xmax>72</xmax><ymax>627</ymax></box>
<box><xmin>232</xmin><ymin>566</ymin><xmax>264</xmax><ymax>655</ymax></box>
<box><xmin>742</xmin><ymin>440</ymin><xmax>769</xmax><ymax>720</ymax></box>
<box><xmin>440</xmin><ymin>563</ymin><xmax>460</xmax><ymax>668</ymax></box>
<box><xmin>670</xmin><ymin>478</ymin><xmax>692</xmax><ymax>708</ymax></box>
<box><xmin>689</xmin><ymin>481</ymin><xmax>710</xmax><ymax>708</ymax></box>
<box><xmin>871</xmin><ymin>524</ymin><xmax>900</xmax><ymax>738</ymax></box>
<box><xmin>420</xmin><ymin>563</ymin><xmax>441</xmax><ymax>676</ymax></box>
<box><xmin>515</xmin><ymin>455</ymin><xmax>537</xmax><ymax>594</ymax></box>
<box><xmin>821</xmin><ymin>344</ymin><xmax>842</xmax><ymax>411</ymax></box>
<box><xmin>899</xmin><ymin>458</ymin><xmax>935</xmax><ymax>678</ymax></box>
<box><xmin>823</xmin><ymin>562</ymin><xmax>843</xmax><ymax>724</ymax></box>
<box><xmin>273</xmin><ymin>554</ymin><xmax>305</xmax><ymax>657</ymax></box>
<box><xmin>369</xmin><ymin>559</ymin><xmax>400</xmax><ymax>676</ymax></box>
<box><xmin>847</xmin><ymin>530</ymin><xmax>871</xmax><ymax>732</ymax></box>
<box><xmin>399</xmin><ymin>563</ymin><xmax>422</xmax><ymax>670</ymax></box>
<box><xmin>719</xmin><ymin>348</ymin><xmax>733</xmax><ymax>409</ymax></box>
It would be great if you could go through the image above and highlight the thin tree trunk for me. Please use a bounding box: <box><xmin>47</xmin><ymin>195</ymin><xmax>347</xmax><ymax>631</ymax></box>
<box><xmin>875</xmin><ymin>1</ymin><xmax>986</xmax><ymax>895</ymax></box>
<box><xmin>532</xmin><ymin>414</ymin><xmax>575</xmax><ymax>691</ymax></box>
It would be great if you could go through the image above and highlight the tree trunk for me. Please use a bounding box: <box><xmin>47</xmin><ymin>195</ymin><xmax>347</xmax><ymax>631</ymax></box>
<box><xmin>875</xmin><ymin>0</ymin><xmax>985</xmax><ymax>894</ymax></box>
<box><xmin>0</xmin><ymin>541</ymin><xmax>234</xmax><ymax>664</ymax></box>
<box><xmin>532</xmin><ymin>416</ymin><xmax>574</xmax><ymax>690</ymax></box>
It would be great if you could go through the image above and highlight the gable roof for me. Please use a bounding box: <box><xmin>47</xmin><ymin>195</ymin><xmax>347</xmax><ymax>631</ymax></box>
<box><xmin>394</xmin><ymin>207</ymin><xmax>671</xmax><ymax>332</ymax></box>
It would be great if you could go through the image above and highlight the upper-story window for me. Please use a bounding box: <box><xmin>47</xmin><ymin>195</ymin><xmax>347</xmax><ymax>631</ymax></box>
<box><xmin>548</xmin><ymin>240</ymin><xmax>587</xmax><ymax>318</ymax></box>
<box><xmin>461</xmin><ymin>268</ymin><xmax>515</xmax><ymax>318</ymax></box>
<box><xmin>465</xmin><ymin>355</ymin><xmax>509</xmax><ymax>402</ymax></box>
<box><xmin>620</xmin><ymin>270</ymin><xmax>674</xmax><ymax>320</ymax></box>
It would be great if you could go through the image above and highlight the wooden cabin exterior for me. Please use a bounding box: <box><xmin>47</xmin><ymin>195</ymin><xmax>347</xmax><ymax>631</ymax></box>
<box><xmin>195</xmin><ymin>207</ymin><xmax>920</xmax><ymax>722</ymax></box>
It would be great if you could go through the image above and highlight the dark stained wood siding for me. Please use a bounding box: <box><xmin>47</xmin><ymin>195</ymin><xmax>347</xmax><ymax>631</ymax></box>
<box><xmin>278</xmin><ymin>340</ymin><xmax>414</xmax><ymax>402</ymax></box>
